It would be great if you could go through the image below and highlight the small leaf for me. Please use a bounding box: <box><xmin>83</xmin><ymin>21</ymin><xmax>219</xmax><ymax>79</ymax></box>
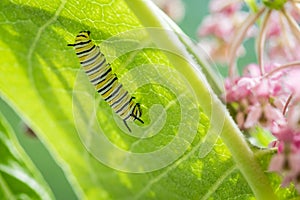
<box><xmin>0</xmin><ymin>111</ymin><xmax>53</xmax><ymax>200</ymax></box>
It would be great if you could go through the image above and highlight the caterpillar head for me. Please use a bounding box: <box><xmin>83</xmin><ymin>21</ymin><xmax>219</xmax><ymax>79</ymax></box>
<box><xmin>68</xmin><ymin>30</ymin><xmax>91</xmax><ymax>46</ymax></box>
<box><xmin>75</xmin><ymin>30</ymin><xmax>90</xmax><ymax>41</ymax></box>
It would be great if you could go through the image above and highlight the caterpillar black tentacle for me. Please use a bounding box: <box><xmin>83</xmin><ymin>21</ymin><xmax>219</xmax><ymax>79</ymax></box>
<box><xmin>68</xmin><ymin>31</ymin><xmax>144</xmax><ymax>132</ymax></box>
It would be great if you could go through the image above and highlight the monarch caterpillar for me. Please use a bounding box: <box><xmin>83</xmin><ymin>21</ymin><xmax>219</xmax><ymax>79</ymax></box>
<box><xmin>68</xmin><ymin>31</ymin><xmax>144</xmax><ymax>132</ymax></box>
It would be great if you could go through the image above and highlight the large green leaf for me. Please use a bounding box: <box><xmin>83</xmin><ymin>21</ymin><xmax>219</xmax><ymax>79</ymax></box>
<box><xmin>0</xmin><ymin>109</ymin><xmax>53</xmax><ymax>199</ymax></box>
<box><xmin>0</xmin><ymin>0</ymin><xmax>298</xmax><ymax>199</ymax></box>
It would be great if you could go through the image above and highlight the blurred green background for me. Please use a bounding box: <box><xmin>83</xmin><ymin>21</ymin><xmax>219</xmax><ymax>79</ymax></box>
<box><xmin>0</xmin><ymin>0</ymin><xmax>227</xmax><ymax>199</ymax></box>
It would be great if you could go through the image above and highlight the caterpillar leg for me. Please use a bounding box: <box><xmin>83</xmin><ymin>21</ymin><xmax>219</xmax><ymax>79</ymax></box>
<box><xmin>123</xmin><ymin>120</ymin><xmax>132</xmax><ymax>132</ymax></box>
<box><xmin>130</xmin><ymin>114</ymin><xmax>144</xmax><ymax>124</ymax></box>
<box><xmin>136</xmin><ymin>117</ymin><xmax>144</xmax><ymax>124</ymax></box>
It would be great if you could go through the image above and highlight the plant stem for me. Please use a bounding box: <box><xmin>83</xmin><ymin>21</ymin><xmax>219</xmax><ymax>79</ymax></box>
<box><xmin>124</xmin><ymin>0</ymin><xmax>277</xmax><ymax>199</ymax></box>
<box><xmin>228</xmin><ymin>7</ymin><xmax>265</xmax><ymax>77</ymax></box>
<box><xmin>257</xmin><ymin>9</ymin><xmax>272</xmax><ymax>75</ymax></box>
<box><xmin>264</xmin><ymin>61</ymin><xmax>300</xmax><ymax>78</ymax></box>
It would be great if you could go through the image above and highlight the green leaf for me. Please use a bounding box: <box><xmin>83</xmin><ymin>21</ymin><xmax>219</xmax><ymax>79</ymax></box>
<box><xmin>0</xmin><ymin>0</ymin><xmax>298</xmax><ymax>199</ymax></box>
<box><xmin>0</xmin><ymin>109</ymin><xmax>53</xmax><ymax>199</ymax></box>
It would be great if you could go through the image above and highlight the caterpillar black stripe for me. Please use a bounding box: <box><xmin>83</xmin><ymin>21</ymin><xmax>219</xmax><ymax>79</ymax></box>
<box><xmin>68</xmin><ymin>31</ymin><xmax>144</xmax><ymax>132</ymax></box>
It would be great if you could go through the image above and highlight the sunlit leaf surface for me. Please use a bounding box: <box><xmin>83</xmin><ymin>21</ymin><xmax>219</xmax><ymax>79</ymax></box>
<box><xmin>0</xmin><ymin>0</ymin><xmax>298</xmax><ymax>199</ymax></box>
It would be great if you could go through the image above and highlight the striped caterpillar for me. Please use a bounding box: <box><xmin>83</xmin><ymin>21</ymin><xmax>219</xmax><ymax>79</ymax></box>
<box><xmin>68</xmin><ymin>31</ymin><xmax>144</xmax><ymax>132</ymax></box>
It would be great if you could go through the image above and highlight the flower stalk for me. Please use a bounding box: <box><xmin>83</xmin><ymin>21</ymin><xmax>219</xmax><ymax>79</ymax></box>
<box><xmin>257</xmin><ymin>9</ymin><xmax>272</xmax><ymax>75</ymax></box>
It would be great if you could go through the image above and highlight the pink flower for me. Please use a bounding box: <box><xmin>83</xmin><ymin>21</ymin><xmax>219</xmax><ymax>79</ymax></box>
<box><xmin>244</xmin><ymin>102</ymin><xmax>285</xmax><ymax>129</ymax></box>
<box><xmin>224</xmin><ymin>77</ymin><xmax>253</xmax><ymax>102</ymax></box>
<box><xmin>269</xmin><ymin>152</ymin><xmax>300</xmax><ymax>193</ymax></box>
<box><xmin>198</xmin><ymin>38</ymin><xmax>245</xmax><ymax>64</ymax></box>
<box><xmin>264</xmin><ymin>104</ymin><xmax>286</xmax><ymax>126</ymax></box>
<box><xmin>272</xmin><ymin>127</ymin><xmax>300</xmax><ymax>154</ymax></box>
<box><xmin>198</xmin><ymin>13</ymin><xmax>238</xmax><ymax>41</ymax></box>
<box><xmin>209</xmin><ymin>0</ymin><xmax>242</xmax><ymax>14</ymax></box>
<box><xmin>236</xmin><ymin>111</ymin><xmax>246</xmax><ymax>128</ymax></box>
<box><xmin>286</xmin><ymin>69</ymin><xmax>300</xmax><ymax>99</ymax></box>
<box><xmin>267</xmin><ymin>34</ymin><xmax>300</xmax><ymax>63</ymax></box>
<box><xmin>266</xmin><ymin>12</ymin><xmax>282</xmax><ymax>37</ymax></box>
<box><xmin>244</xmin><ymin>103</ymin><xmax>262</xmax><ymax>128</ymax></box>
<box><xmin>287</xmin><ymin>103</ymin><xmax>300</xmax><ymax>131</ymax></box>
<box><xmin>268</xmin><ymin>153</ymin><xmax>286</xmax><ymax>172</ymax></box>
<box><xmin>198</xmin><ymin>9</ymin><xmax>253</xmax><ymax>40</ymax></box>
<box><xmin>255</xmin><ymin>78</ymin><xmax>281</xmax><ymax>98</ymax></box>
<box><xmin>269</xmin><ymin>126</ymin><xmax>300</xmax><ymax>192</ymax></box>
<box><xmin>224</xmin><ymin>63</ymin><xmax>289</xmax><ymax>131</ymax></box>
<box><xmin>243</xmin><ymin>63</ymin><xmax>262</xmax><ymax>77</ymax></box>
<box><xmin>285</xmin><ymin>2</ymin><xmax>300</xmax><ymax>22</ymax></box>
<box><xmin>271</xmin><ymin>127</ymin><xmax>294</xmax><ymax>142</ymax></box>
<box><xmin>281</xmin><ymin>153</ymin><xmax>300</xmax><ymax>192</ymax></box>
<box><xmin>197</xmin><ymin>1</ymin><xmax>254</xmax><ymax>64</ymax></box>
<box><xmin>264</xmin><ymin>8</ymin><xmax>300</xmax><ymax>63</ymax></box>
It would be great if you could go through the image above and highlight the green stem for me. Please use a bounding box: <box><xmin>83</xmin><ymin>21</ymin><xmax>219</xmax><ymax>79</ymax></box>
<box><xmin>0</xmin><ymin>173</ymin><xmax>16</xmax><ymax>200</ymax></box>
<box><xmin>169</xmin><ymin>25</ymin><xmax>224</xmax><ymax>95</ymax></box>
<box><xmin>124</xmin><ymin>1</ymin><xmax>277</xmax><ymax>199</ymax></box>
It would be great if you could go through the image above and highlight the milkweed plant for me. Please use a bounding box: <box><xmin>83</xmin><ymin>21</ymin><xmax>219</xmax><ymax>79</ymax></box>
<box><xmin>1</xmin><ymin>0</ymin><xmax>300</xmax><ymax>199</ymax></box>
<box><xmin>157</xmin><ymin>0</ymin><xmax>300</xmax><ymax>195</ymax></box>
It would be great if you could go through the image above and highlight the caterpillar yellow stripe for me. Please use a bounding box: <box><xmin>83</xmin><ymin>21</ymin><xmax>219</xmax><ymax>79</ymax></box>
<box><xmin>68</xmin><ymin>31</ymin><xmax>143</xmax><ymax>132</ymax></box>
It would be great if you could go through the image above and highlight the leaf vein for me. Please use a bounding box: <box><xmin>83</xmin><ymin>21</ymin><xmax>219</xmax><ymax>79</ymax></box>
<box><xmin>200</xmin><ymin>165</ymin><xmax>237</xmax><ymax>200</ymax></box>
<box><xmin>27</xmin><ymin>0</ymin><xmax>67</xmax><ymax>85</ymax></box>
<box><xmin>133</xmin><ymin>132</ymin><xmax>208</xmax><ymax>199</ymax></box>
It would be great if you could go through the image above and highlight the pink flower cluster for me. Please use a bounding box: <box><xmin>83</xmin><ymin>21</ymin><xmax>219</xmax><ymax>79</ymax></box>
<box><xmin>198</xmin><ymin>0</ymin><xmax>300</xmax><ymax>193</ymax></box>
<box><xmin>224</xmin><ymin>63</ymin><xmax>286</xmax><ymax>130</ymax></box>
<box><xmin>265</xmin><ymin>7</ymin><xmax>300</xmax><ymax>64</ymax></box>
<box><xmin>197</xmin><ymin>0</ymin><xmax>255</xmax><ymax>64</ymax></box>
